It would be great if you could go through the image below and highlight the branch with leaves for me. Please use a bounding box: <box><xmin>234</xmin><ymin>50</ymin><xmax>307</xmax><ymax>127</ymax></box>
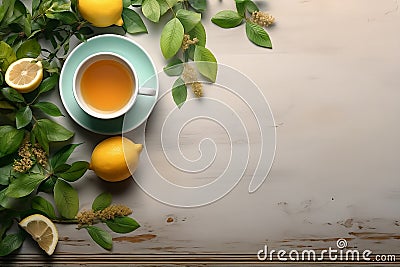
<box><xmin>0</xmin><ymin>0</ymin><xmax>139</xmax><ymax>257</ymax></box>
<box><xmin>121</xmin><ymin>0</ymin><xmax>275</xmax><ymax>107</ymax></box>
<box><xmin>0</xmin><ymin>0</ymin><xmax>276</xmax><ymax>257</ymax></box>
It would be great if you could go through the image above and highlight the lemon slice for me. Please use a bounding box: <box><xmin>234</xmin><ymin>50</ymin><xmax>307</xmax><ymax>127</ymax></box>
<box><xmin>19</xmin><ymin>214</ymin><xmax>58</xmax><ymax>255</ymax></box>
<box><xmin>5</xmin><ymin>58</ymin><xmax>43</xmax><ymax>93</ymax></box>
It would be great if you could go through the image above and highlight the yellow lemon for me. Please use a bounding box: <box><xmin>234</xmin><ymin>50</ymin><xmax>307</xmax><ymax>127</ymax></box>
<box><xmin>90</xmin><ymin>136</ymin><xmax>143</xmax><ymax>182</ymax></box>
<box><xmin>78</xmin><ymin>0</ymin><xmax>123</xmax><ymax>27</ymax></box>
<box><xmin>5</xmin><ymin>58</ymin><xmax>43</xmax><ymax>93</ymax></box>
<box><xmin>19</xmin><ymin>214</ymin><xmax>58</xmax><ymax>256</ymax></box>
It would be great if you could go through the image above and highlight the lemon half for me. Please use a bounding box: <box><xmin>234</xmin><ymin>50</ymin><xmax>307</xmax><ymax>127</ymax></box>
<box><xmin>19</xmin><ymin>214</ymin><xmax>58</xmax><ymax>256</ymax></box>
<box><xmin>5</xmin><ymin>58</ymin><xmax>43</xmax><ymax>93</ymax></box>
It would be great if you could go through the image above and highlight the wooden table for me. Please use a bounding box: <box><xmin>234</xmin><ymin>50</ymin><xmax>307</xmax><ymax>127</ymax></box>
<box><xmin>3</xmin><ymin>0</ymin><xmax>400</xmax><ymax>265</ymax></box>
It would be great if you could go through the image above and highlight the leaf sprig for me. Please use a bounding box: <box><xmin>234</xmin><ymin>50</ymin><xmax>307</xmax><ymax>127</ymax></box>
<box><xmin>122</xmin><ymin>0</ymin><xmax>274</xmax><ymax>107</ymax></box>
<box><xmin>123</xmin><ymin>0</ymin><xmax>217</xmax><ymax>107</ymax></box>
<box><xmin>0</xmin><ymin>0</ymin><xmax>276</xmax><ymax>256</ymax></box>
<box><xmin>0</xmin><ymin>0</ymin><xmax>139</xmax><ymax>256</ymax></box>
<box><xmin>211</xmin><ymin>0</ymin><xmax>274</xmax><ymax>48</ymax></box>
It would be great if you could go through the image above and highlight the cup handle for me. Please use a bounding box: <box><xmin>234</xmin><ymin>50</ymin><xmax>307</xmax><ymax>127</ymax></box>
<box><xmin>138</xmin><ymin>87</ymin><xmax>157</xmax><ymax>96</ymax></box>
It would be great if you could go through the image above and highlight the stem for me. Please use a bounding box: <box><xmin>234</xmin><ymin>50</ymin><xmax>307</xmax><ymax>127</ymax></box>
<box><xmin>52</xmin><ymin>218</ymin><xmax>78</xmax><ymax>224</ymax></box>
<box><xmin>166</xmin><ymin>0</ymin><xmax>177</xmax><ymax>17</ymax></box>
<box><xmin>184</xmin><ymin>50</ymin><xmax>189</xmax><ymax>62</ymax></box>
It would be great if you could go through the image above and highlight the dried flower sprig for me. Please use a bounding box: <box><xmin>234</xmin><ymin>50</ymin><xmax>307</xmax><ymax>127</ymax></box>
<box><xmin>13</xmin><ymin>140</ymin><xmax>48</xmax><ymax>173</ymax></box>
<box><xmin>182</xmin><ymin>34</ymin><xmax>199</xmax><ymax>51</ymax></box>
<box><xmin>182</xmin><ymin>64</ymin><xmax>203</xmax><ymax>98</ymax></box>
<box><xmin>251</xmin><ymin>11</ymin><xmax>275</xmax><ymax>27</ymax></box>
<box><xmin>76</xmin><ymin>204</ymin><xmax>133</xmax><ymax>227</ymax></box>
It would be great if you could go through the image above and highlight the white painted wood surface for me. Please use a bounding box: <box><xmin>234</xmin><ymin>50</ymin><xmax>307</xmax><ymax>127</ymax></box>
<box><xmin>5</xmin><ymin>0</ymin><xmax>400</xmax><ymax>263</ymax></box>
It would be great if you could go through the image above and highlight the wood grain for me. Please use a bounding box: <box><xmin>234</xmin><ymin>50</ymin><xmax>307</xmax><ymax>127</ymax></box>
<box><xmin>3</xmin><ymin>0</ymin><xmax>400</xmax><ymax>264</ymax></box>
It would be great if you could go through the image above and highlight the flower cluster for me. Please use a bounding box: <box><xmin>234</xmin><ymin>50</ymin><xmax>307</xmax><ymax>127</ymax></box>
<box><xmin>13</xmin><ymin>141</ymin><xmax>47</xmax><ymax>173</ymax></box>
<box><xmin>76</xmin><ymin>204</ymin><xmax>133</xmax><ymax>227</ymax></box>
<box><xmin>251</xmin><ymin>11</ymin><xmax>275</xmax><ymax>27</ymax></box>
<box><xmin>182</xmin><ymin>64</ymin><xmax>203</xmax><ymax>97</ymax></box>
<box><xmin>181</xmin><ymin>34</ymin><xmax>199</xmax><ymax>51</ymax></box>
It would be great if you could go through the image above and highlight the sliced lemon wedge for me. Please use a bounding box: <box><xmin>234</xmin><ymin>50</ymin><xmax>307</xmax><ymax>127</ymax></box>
<box><xmin>19</xmin><ymin>214</ymin><xmax>58</xmax><ymax>255</ymax></box>
<box><xmin>5</xmin><ymin>58</ymin><xmax>43</xmax><ymax>93</ymax></box>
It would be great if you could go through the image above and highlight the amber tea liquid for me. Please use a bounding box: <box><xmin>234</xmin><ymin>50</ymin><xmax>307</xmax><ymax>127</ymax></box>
<box><xmin>80</xmin><ymin>59</ymin><xmax>134</xmax><ymax>113</ymax></box>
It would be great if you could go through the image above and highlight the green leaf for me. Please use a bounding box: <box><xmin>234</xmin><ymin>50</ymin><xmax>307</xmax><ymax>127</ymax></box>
<box><xmin>188</xmin><ymin>22</ymin><xmax>206</xmax><ymax>47</ymax></box>
<box><xmin>245</xmin><ymin>21</ymin><xmax>272</xmax><ymax>48</ymax></box>
<box><xmin>31</xmin><ymin>196</ymin><xmax>56</xmax><ymax>219</ymax></box>
<box><xmin>172</xmin><ymin>77</ymin><xmax>187</xmax><ymax>108</ymax></box>
<box><xmin>38</xmin><ymin>74</ymin><xmax>59</xmax><ymax>95</ymax></box>
<box><xmin>2</xmin><ymin>87</ymin><xmax>25</xmax><ymax>103</ymax></box>
<box><xmin>0</xmin><ymin>231</ymin><xmax>25</xmax><ymax>256</ymax></box>
<box><xmin>36</xmin><ymin>119</ymin><xmax>74</xmax><ymax>142</ymax></box>
<box><xmin>2</xmin><ymin>0</ymin><xmax>16</xmax><ymax>23</ymax></box>
<box><xmin>16</xmin><ymin>39</ymin><xmax>41</xmax><ymax>59</ymax></box>
<box><xmin>246</xmin><ymin>0</ymin><xmax>259</xmax><ymax>13</ymax></box>
<box><xmin>37</xmin><ymin>176</ymin><xmax>57</xmax><ymax>193</ymax></box>
<box><xmin>85</xmin><ymin>226</ymin><xmax>112</xmax><ymax>250</ymax></box>
<box><xmin>22</xmin><ymin>17</ymin><xmax>32</xmax><ymax>37</ymax></box>
<box><xmin>50</xmin><ymin>143</ymin><xmax>81</xmax><ymax>170</ymax></box>
<box><xmin>58</xmin><ymin>161</ymin><xmax>89</xmax><ymax>182</ymax></box>
<box><xmin>0</xmin><ymin>163</ymin><xmax>13</xmax><ymax>185</ymax></box>
<box><xmin>123</xmin><ymin>0</ymin><xmax>132</xmax><ymax>7</ymax></box>
<box><xmin>92</xmin><ymin>192</ymin><xmax>112</xmax><ymax>212</ymax></box>
<box><xmin>32</xmin><ymin>121</ymin><xmax>49</xmax><ymax>154</ymax></box>
<box><xmin>15</xmin><ymin>106</ymin><xmax>32</xmax><ymax>129</ymax></box>
<box><xmin>0</xmin><ymin>100</ymin><xmax>15</xmax><ymax>110</ymax></box>
<box><xmin>158</xmin><ymin>0</ymin><xmax>178</xmax><ymax>16</ymax></box>
<box><xmin>54</xmin><ymin>179</ymin><xmax>79</xmax><ymax>219</ymax></box>
<box><xmin>176</xmin><ymin>9</ymin><xmax>201</xmax><ymax>32</ymax></box>
<box><xmin>131</xmin><ymin>0</ymin><xmax>143</xmax><ymax>6</ymax></box>
<box><xmin>46</xmin><ymin>11</ymin><xmax>78</xmax><ymax>25</ymax></box>
<box><xmin>0</xmin><ymin>218</ymin><xmax>13</xmax><ymax>240</ymax></box>
<box><xmin>211</xmin><ymin>10</ymin><xmax>243</xmax><ymax>28</ymax></box>
<box><xmin>0</xmin><ymin>41</ymin><xmax>17</xmax><ymax>72</ymax></box>
<box><xmin>160</xmin><ymin>18</ymin><xmax>184</xmax><ymax>59</ymax></box>
<box><xmin>6</xmin><ymin>173</ymin><xmax>46</xmax><ymax>198</ymax></box>
<box><xmin>188</xmin><ymin>0</ymin><xmax>206</xmax><ymax>12</ymax></box>
<box><xmin>0</xmin><ymin>126</ymin><xmax>24</xmax><ymax>158</ymax></box>
<box><xmin>163</xmin><ymin>58</ymin><xmax>183</xmax><ymax>76</ymax></box>
<box><xmin>69</xmin><ymin>0</ymin><xmax>77</xmax><ymax>12</ymax></box>
<box><xmin>74</xmin><ymin>32</ymin><xmax>86</xmax><ymax>42</ymax></box>
<box><xmin>122</xmin><ymin>8</ymin><xmax>148</xmax><ymax>34</ymax></box>
<box><xmin>106</xmin><ymin>216</ymin><xmax>140</xmax><ymax>234</ymax></box>
<box><xmin>32</xmin><ymin>0</ymin><xmax>41</xmax><ymax>14</ymax></box>
<box><xmin>54</xmin><ymin>163</ymin><xmax>71</xmax><ymax>174</ymax></box>
<box><xmin>0</xmin><ymin>0</ymin><xmax>14</xmax><ymax>24</ymax></box>
<box><xmin>32</xmin><ymin>102</ymin><xmax>63</xmax><ymax>117</ymax></box>
<box><xmin>142</xmin><ymin>0</ymin><xmax>160</xmax><ymax>22</ymax></box>
<box><xmin>78</xmin><ymin>26</ymin><xmax>94</xmax><ymax>36</ymax></box>
<box><xmin>194</xmin><ymin>46</ymin><xmax>218</xmax><ymax>82</ymax></box>
<box><xmin>187</xmin><ymin>22</ymin><xmax>206</xmax><ymax>59</ymax></box>
<box><xmin>0</xmin><ymin>188</ymin><xmax>11</xmax><ymax>209</ymax></box>
<box><xmin>236</xmin><ymin>0</ymin><xmax>247</xmax><ymax>17</ymax></box>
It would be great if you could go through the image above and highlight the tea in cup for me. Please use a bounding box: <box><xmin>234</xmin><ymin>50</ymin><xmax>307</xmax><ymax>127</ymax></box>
<box><xmin>73</xmin><ymin>52</ymin><xmax>155</xmax><ymax>119</ymax></box>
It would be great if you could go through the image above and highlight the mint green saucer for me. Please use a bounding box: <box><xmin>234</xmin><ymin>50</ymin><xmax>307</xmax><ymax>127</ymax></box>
<box><xmin>60</xmin><ymin>34</ymin><xmax>159</xmax><ymax>135</ymax></box>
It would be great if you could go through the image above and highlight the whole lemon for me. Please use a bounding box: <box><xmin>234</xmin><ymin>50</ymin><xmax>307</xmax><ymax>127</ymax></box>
<box><xmin>78</xmin><ymin>0</ymin><xmax>123</xmax><ymax>27</ymax></box>
<box><xmin>90</xmin><ymin>136</ymin><xmax>143</xmax><ymax>182</ymax></box>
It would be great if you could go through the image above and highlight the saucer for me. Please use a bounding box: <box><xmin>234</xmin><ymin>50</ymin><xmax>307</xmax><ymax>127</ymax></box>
<box><xmin>60</xmin><ymin>34</ymin><xmax>159</xmax><ymax>135</ymax></box>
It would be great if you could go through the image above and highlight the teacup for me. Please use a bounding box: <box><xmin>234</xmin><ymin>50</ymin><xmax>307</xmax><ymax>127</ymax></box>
<box><xmin>73</xmin><ymin>52</ymin><xmax>155</xmax><ymax>119</ymax></box>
